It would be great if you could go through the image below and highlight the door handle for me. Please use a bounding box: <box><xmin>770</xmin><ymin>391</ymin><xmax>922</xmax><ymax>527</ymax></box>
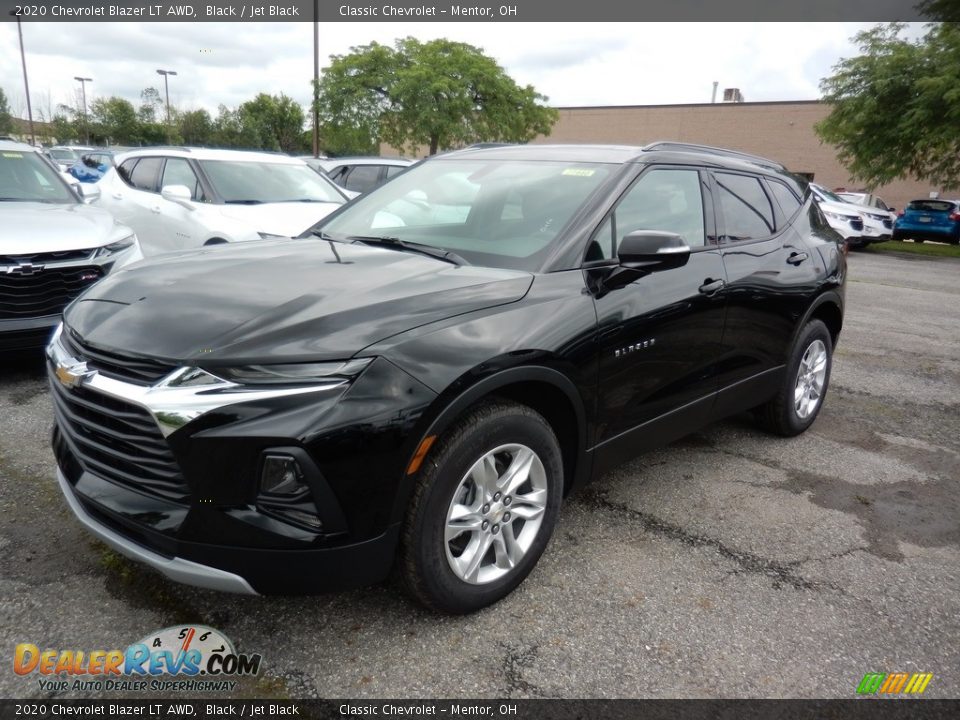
<box><xmin>112</xmin><ymin>193</ymin><xmax>123</xmax><ymax>200</ymax></box>
<box><xmin>787</xmin><ymin>251</ymin><xmax>809</xmax><ymax>266</ymax></box>
<box><xmin>151</xmin><ymin>206</ymin><xmax>161</xmax><ymax>214</ymax></box>
<box><xmin>698</xmin><ymin>278</ymin><xmax>725</xmax><ymax>295</ymax></box>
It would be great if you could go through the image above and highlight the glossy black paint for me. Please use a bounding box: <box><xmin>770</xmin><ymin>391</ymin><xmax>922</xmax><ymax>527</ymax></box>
<box><xmin>51</xmin><ymin>144</ymin><xmax>846</xmax><ymax>594</ymax></box>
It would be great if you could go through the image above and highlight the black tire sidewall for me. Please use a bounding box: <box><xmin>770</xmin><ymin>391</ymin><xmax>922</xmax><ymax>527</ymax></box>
<box><xmin>406</xmin><ymin>405</ymin><xmax>563</xmax><ymax>613</ymax></box>
<box><xmin>782</xmin><ymin>320</ymin><xmax>833</xmax><ymax>434</ymax></box>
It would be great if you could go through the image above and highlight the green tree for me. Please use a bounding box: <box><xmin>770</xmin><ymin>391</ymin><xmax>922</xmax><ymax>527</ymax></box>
<box><xmin>179</xmin><ymin>108</ymin><xmax>214</xmax><ymax>145</ymax></box>
<box><xmin>138</xmin><ymin>87</ymin><xmax>164</xmax><ymax>124</ymax></box>
<box><xmin>239</xmin><ymin>93</ymin><xmax>305</xmax><ymax>152</ymax></box>
<box><xmin>816</xmin><ymin>22</ymin><xmax>960</xmax><ymax>188</ymax></box>
<box><xmin>316</xmin><ymin>37</ymin><xmax>558</xmax><ymax>156</ymax></box>
<box><xmin>91</xmin><ymin>96</ymin><xmax>139</xmax><ymax>144</ymax></box>
<box><xmin>51</xmin><ymin>109</ymin><xmax>78</xmax><ymax>144</ymax></box>
<box><xmin>0</xmin><ymin>88</ymin><xmax>13</xmax><ymax>135</ymax></box>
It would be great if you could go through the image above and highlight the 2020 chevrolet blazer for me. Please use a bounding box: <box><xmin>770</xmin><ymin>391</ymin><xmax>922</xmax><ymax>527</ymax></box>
<box><xmin>48</xmin><ymin>143</ymin><xmax>846</xmax><ymax>613</ymax></box>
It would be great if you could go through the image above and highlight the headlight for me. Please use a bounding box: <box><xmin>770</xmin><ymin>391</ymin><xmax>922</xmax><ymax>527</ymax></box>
<box><xmin>823</xmin><ymin>211</ymin><xmax>859</xmax><ymax>223</ymax></box>
<box><xmin>211</xmin><ymin>358</ymin><xmax>372</xmax><ymax>385</ymax></box>
<box><xmin>94</xmin><ymin>234</ymin><xmax>136</xmax><ymax>257</ymax></box>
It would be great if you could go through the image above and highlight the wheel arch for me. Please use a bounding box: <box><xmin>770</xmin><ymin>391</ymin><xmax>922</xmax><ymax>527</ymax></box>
<box><xmin>804</xmin><ymin>291</ymin><xmax>844</xmax><ymax>348</ymax></box>
<box><xmin>392</xmin><ymin>364</ymin><xmax>589</xmax><ymax>526</ymax></box>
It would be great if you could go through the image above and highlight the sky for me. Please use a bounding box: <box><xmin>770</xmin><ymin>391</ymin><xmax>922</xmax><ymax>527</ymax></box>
<box><xmin>0</xmin><ymin>21</ymin><xmax>922</xmax><ymax>122</ymax></box>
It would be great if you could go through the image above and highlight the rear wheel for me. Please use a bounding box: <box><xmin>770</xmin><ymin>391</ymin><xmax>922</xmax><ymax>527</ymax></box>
<box><xmin>755</xmin><ymin>319</ymin><xmax>833</xmax><ymax>437</ymax></box>
<box><xmin>400</xmin><ymin>401</ymin><xmax>563</xmax><ymax>613</ymax></box>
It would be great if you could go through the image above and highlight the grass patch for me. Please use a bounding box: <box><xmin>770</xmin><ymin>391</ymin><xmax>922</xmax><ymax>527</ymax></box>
<box><xmin>860</xmin><ymin>240</ymin><xmax>960</xmax><ymax>258</ymax></box>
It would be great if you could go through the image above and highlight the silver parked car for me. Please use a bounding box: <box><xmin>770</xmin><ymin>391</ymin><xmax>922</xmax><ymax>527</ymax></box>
<box><xmin>0</xmin><ymin>140</ymin><xmax>143</xmax><ymax>351</ymax></box>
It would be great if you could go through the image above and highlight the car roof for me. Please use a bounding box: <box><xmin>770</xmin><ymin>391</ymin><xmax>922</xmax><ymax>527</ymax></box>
<box><xmin>0</xmin><ymin>140</ymin><xmax>39</xmax><ymax>153</ymax></box>
<box><xmin>115</xmin><ymin>147</ymin><xmax>308</xmax><ymax>164</ymax></box>
<box><xmin>318</xmin><ymin>156</ymin><xmax>413</xmax><ymax>167</ymax></box>
<box><xmin>434</xmin><ymin>142</ymin><xmax>805</xmax><ymax>192</ymax></box>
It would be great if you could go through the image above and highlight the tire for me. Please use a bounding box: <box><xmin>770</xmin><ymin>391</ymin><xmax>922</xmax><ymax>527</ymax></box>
<box><xmin>400</xmin><ymin>400</ymin><xmax>563</xmax><ymax>613</ymax></box>
<box><xmin>892</xmin><ymin>232</ymin><xmax>904</xmax><ymax>242</ymax></box>
<box><xmin>755</xmin><ymin>319</ymin><xmax>833</xmax><ymax>437</ymax></box>
<box><xmin>914</xmin><ymin>238</ymin><xmax>924</xmax><ymax>244</ymax></box>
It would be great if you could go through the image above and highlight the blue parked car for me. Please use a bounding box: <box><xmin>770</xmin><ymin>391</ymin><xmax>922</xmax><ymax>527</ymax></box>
<box><xmin>893</xmin><ymin>199</ymin><xmax>960</xmax><ymax>245</ymax></box>
<box><xmin>68</xmin><ymin>150</ymin><xmax>117</xmax><ymax>183</ymax></box>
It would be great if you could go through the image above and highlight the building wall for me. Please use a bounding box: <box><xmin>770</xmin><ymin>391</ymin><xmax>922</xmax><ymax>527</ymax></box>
<box><xmin>533</xmin><ymin>101</ymin><xmax>959</xmax><ymax>212</ymax></box>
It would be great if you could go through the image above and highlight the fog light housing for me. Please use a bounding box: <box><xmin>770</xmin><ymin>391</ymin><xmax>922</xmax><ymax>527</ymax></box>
<box><xmin>257</xmin><ymin>453</ymin><xmax>325</xmax><ymax>532</ymax></box>
<box><xmin>260</xmin><ymin>455</ymin><xmax>308</xmax><ymax>496</ymax></box>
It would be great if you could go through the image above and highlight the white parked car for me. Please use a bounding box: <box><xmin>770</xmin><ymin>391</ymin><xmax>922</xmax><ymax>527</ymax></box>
<box><xmin>0</xmin><ymin>140</ymin><xmax>142</xmax><ymax>351</ymax></box>
<box><xmin>810</xmin><ymin>184</ymin><xmax>891</xmax><ymax>248</ymax></box>
<box><xmin>837</xmin><ymin>191</ymin><xmax>895</xmax><ymax>215</ymax></box>
<box><xmin>95</xmin><ymin>148</ymin><xmax>349</xmax><ymax>256</ymax></box>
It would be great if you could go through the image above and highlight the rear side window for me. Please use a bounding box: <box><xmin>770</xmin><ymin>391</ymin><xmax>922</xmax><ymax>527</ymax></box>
<box><xmin>767</xmin><ymin>179</ymin><xmax>802</xmax><ymax>219</ymax></box>
<box><xmin>342</xmin><ymin>165</ymin><xmax>381</xmax><ymax>193</ymax></box>
<box><xmin>117</xmin><ymin>158</ymin><xmax>138</xmax><ymax>185</ymax></box>
<box><xmin>384</xmin><ymin>165</ymin><xmax>406</xmax><ymax>179</ymax></box>
<box><xmin>716</xmin><ymin>172</ymin><xmax>775</xmax><ymax>241</ymax></box>
<box><xmin>129</xmin><ymin>157</ymin><xmax>162</xmax><ymax>192</ymax></box>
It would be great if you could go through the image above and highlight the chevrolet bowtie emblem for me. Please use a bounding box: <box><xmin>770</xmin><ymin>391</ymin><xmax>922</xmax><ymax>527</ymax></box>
<box><xmin>55</xmin><ymin>359</ymin><xmax>95</xmax><ymax>389</ymax></box>
<box><xmin>2</xmin><ymin>262</ymin><xmax>45</xmax><ymax>276</ymax></box>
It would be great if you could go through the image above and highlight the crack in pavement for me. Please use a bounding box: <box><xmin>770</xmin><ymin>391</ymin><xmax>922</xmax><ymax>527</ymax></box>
<box><xmin>499</xmin><ymin>642</ymin><xmax>541</xmax><ymax>698</ymax></box>
<box><xmin>576</xmin><ymin>488</ymin><xmax>847</xmax><ymax>594</ymax></box>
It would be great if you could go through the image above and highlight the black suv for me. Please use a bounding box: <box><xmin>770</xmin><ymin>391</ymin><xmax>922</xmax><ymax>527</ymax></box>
<box><xmin>47</xmin><ymin>143</ymin><xmax>845</xmax><ymax>613</ymax></box>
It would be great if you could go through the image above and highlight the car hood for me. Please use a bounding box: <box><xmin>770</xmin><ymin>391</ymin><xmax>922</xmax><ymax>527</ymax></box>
<box><xmin>217</xmin><ymin>202</ymin><xmax>344</xmax><ymax>238</ymax></box>
<box><xmin>0</xmin><ymin>202</ymin><xmax>126</xmax><ymax>254</ymax></box>
<box><xmin>64</xmin><ymin>239</ymin><xmax>534</xmax><ymax>363</ymax></box>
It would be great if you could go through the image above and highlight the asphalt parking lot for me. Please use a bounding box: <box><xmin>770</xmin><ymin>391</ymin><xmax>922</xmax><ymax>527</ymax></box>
<box><xmin>0</xmin><ymin>250</ymin><xmax>957</xmax><ymax>700</ymax></box>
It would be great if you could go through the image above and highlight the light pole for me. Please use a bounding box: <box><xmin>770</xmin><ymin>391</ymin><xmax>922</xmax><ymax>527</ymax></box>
<box><xmin>11</xmin><ymin>11</ymin><xmax>36</xmax><ymax>146</ymax></box>
<box><xmin>74</xmin><ymin>77</ymin><xmax>92</xmax><ymax>145</ymax></box>
<box><xmin>156</xmin><ymin>68</ymin><xmax>177</xmax><ymax>142</ymax></box>
<box><xmin>312</xmin><ymin>0</ymin><xmax>319</xmax><ymax>158</ymax></box>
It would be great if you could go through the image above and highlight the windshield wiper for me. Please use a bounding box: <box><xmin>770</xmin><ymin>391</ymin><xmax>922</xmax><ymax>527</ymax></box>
<box><xmin>347</xmin><ymin>235</ymin><xmax>468</xmax><ymax>266</ymax></box>
<box><xmin>223</xmin><ymin>199</ymin><xmax>265</xmax><ymax>205</ymax></box>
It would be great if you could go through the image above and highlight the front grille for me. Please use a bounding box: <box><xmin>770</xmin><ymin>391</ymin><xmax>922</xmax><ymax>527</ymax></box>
<box><xmin>0</xmin><ymin>266</ymin><xmax>102</xmax><ymax>320</ymax></box>
<box><xmin>62</xmin><ymin>329</ymin><xmax>176</xmax><ymax>386</ymax></box>
<box><xmin>850</xmin><ymin>218</ymin><xmax>864</xmax><ymax>231</ymax></box>
<box><xmin>0</xmin><ymin>249</ymin><xmax>95</xmax><ymax>264</ymax></box>
<box><xmin>50</xmin><ymin>373</ymin><xmax>190</xmax><ymax>502</ymax></box>
<box><xmin>882</xmin><ymin>219</ymin><xmax>893</xmax><ymax>229</ymax></box>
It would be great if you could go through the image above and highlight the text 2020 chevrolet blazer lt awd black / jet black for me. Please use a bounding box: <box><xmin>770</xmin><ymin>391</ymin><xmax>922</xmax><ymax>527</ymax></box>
<box><xmin>48</xmin><ymin>143</ymin><xmax>846</xmax><ymax>613</ymax></box>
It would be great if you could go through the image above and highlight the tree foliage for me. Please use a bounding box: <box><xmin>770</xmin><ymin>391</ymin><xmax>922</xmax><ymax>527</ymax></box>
<box><xmin>238</xmin><ymin>93</ymin><xmax>305</xmax><ymax>152</ymax></box>
<box><xmin>0</xmin><ymin>88</ymin><xmax>13</xmax><ymax>135</ymax></box>
<box><xmin>317</xmin><ymin>38</ymin><xmax>558</xmax><ymax>156</ymax></box>
<box><xmin>816</xmin><ymin>22</ymin><xmax>960</xmax><ymax>188</ymax></box>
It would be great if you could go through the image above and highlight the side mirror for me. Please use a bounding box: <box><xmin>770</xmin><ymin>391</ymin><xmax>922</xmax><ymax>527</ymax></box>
<box><xmin>161</xmin><ymin>184</ymin><xmax>194</xmax><ymax>209</ymax></box>
<box><xmin>617</xmin><ymin>231</ymin><xmax>690</xmax><ymax>271</ymax></box>
<box><xmin>77</xmin><ymin>183</ymin><xmax>100</xmax><ymax>203</ymax></box>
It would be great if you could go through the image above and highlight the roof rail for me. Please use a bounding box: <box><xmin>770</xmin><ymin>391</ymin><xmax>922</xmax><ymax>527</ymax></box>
<box><xmin>131</xmin><ymin>145</ymin><xmax>192</xmax><ymax>153</ymax></box>
<box><xmin>642</xmin><ymin>141</ymin><xmax>786</xmax><ymax>172</ymax></box>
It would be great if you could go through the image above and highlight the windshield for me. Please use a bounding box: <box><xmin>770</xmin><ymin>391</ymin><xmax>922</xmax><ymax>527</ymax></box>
<box><xmin>48</xmin><ymin>148</ymin><xmax>79</xmax><ymax>162</ymax></box>
<box><xmin>0</xmin><ymin>150</ymin><xmax>78</xmax><ymax>203</ymax></box>
<box><xmin>318</xmin><ymin>158</ymin><xmax>614</xmax><ymax>271</ymax></box>
<box><xmin>199</xmin><ymin>160</ymin><xmax>346</xmax><ymax>204</ymax></box>
<box><xmin>813</xmin><ymin>184</ymin><xmax>846</xmax><ymax>203</ymax></box>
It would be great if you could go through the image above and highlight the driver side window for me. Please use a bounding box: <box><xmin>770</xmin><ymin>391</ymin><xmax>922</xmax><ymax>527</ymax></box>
<box><xmin>588</xmin><ymin>168</ymin><xmax>706</xmax><ymax>261</ymax></box>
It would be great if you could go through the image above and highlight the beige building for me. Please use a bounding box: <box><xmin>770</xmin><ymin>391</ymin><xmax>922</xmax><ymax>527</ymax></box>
<box><xmin>532</xmin><ymin>100</ymin><xmax>959</xmax><ymax>212</ymax></box>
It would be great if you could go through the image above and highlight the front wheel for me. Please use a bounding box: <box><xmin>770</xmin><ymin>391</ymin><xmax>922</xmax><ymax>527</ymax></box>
<box><xmin>400</xmin><ymin>401</ymin><xmax>563</xmax><ymax>613</ymax></box>
<box><xmin>755</xmin><ymin>319</ymin><xmax>833</xmax><ymax>437</ymax></box>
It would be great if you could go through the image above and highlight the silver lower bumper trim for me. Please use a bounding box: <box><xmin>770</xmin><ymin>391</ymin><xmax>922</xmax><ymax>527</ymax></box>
<box><xmin>57</xmin><ymin>469</ymin><xmax>258</xmax><ymax>595</ymax></box>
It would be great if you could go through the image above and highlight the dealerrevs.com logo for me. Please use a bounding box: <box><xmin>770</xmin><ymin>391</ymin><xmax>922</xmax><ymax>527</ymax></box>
<box><xmin>14</xmin><ymin>626</ymin><xmax>262</xmax><ymax>693</ymax></box>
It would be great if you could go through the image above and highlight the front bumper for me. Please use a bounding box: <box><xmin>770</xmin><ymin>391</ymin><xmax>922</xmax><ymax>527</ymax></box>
<box><xmin>57</xmin><ymin>468</ymin><xmax>257</xmax><ymax>594</ymax></box>
<box><xmin>47</xmin><ymin>329</ymin><xmax>437</xmax><ymax>594</ymax></box>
